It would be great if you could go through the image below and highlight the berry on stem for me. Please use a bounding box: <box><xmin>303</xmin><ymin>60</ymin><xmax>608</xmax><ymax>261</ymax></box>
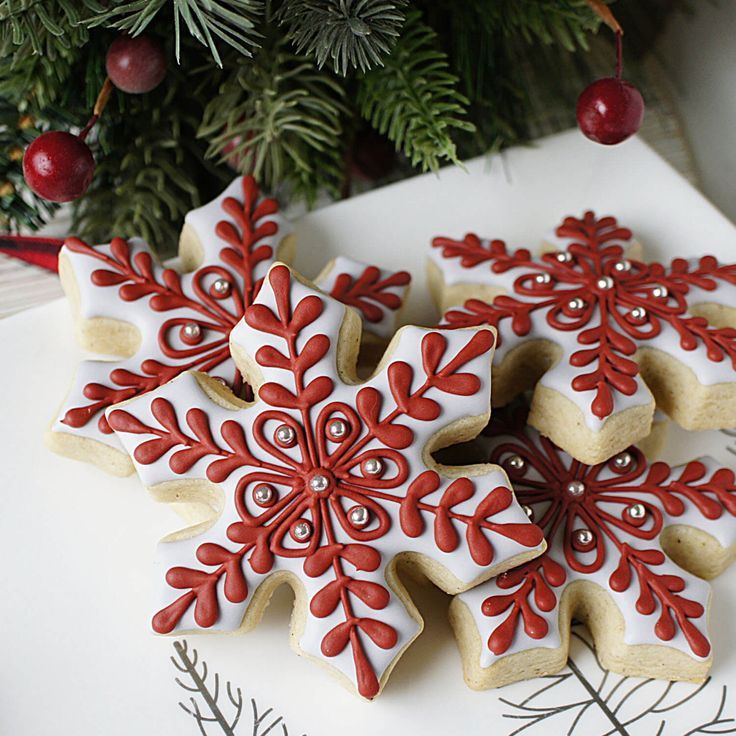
<box><xmin>22</xmin><ymin>79</ymin><xmax>112</xmax><ymax>203</ymax></box>
<box><xmin>22</xmin><ymin>132</ymin><xmax>94</xmax><ymax>203</ymax></box>
<box><xmin>106</xmin><ymin>34</ymin><xmax>167</xmax><ymax>94</ymax></box>
<box><xmin>576</xmin><ymin>32</ymin><xmax>644</xmax><ymax>145</ymax></box>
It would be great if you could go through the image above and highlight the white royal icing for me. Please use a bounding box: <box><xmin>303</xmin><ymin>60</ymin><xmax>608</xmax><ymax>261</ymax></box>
<box><xmin>314</xmin><ymin>255</ymin><xmax>410</xmax><ymax>340</ymax></box>
<box><xmin>457</xmin><ymin>421</ymin><xmax>736</xmax><ymax>672</ymax></box>
<box><xmin>107</xmin><ymin>264</ymin><xmax>545</xmax><ymax>697</ymax></box>
<box><xmin>430</xmin><ymin>219</ymin><xmax>736</xmax><ymax>432</ymax></box>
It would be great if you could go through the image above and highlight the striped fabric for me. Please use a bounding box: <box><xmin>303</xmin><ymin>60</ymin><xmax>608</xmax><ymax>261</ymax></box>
<box><xmin>0</xmin><ymin>251</ymin><xmax>63</xmax><ymax>318</ymax></box>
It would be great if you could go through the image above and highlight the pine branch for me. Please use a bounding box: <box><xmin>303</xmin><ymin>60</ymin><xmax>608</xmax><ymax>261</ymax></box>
<box><xmin>199</xmin><ymin>41</ymin><xmax>347</xmax><ymax>203</ymax></box>
<box><xmin>73</xmin><ymin>58</ymin><xmax>224</xmax><ymax>253</ymax></box>
<box><xmin>414</xmin><ymin>0</ymin><xmax>605</xmax><ymax>154</ymax></box>
<box><xmin>0</xmin><ymin>0</ymin><xmax>93</xmax><ymax>62</ymax></box>
<box><xmin>0</xmin><ymin>101</ymin><xmax>60</xmax><ymax>232</ymax></box>
<box><xmin>279</xmin><ymin>0</ymin><xmax>407</xmax><ymax>76</ymax></box>
<box><xmin>84</xmin><ymin>0</ymin><xmax>264</xmax><ymax>66</ymax></box>
<box><xmin>357</xmin><ymin>9</ymin><xmax>473</xmax><ymax>172</ymax></box>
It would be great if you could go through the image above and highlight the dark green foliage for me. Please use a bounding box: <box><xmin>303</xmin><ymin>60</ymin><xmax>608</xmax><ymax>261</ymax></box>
<box><xmin>0</xmin><ymin>0</ymin><xmax>685</xmax><ymax>241</ymax></box>
<box><xmin>0</xmin><ymin>0</ymin><xmax>91</xmax><ymax>61</ymax></box>
<box><xmin>200</xmin><ymin>40</ymin><xmax>346</xmax><ymax>203</ymax></box>
<box><xmin>0</xmin><ymin>100</ymin><xmax>59</xmax><ymax>232</ymax></box>
<box><xmin>279</xmin><ymin>0</ymin><xmax>407</xmax><ymax>75</ymax></box>
<box><xmin>357</xmin><ymin>10</ymin><xmax>473</xmax><ymax>171</ymax></box>
<box><xmin>84</xmin><ymin>0</ymin><xmax>264</xmax><ymax>65</ymax></box>
<box><xmin>73</xmin><ymin>63</ymin><xmax>221</xmax><ymax>255</ymax></box>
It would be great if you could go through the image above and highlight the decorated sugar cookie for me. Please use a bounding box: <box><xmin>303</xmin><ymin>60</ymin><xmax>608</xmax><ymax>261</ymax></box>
<box><xmin>47</xmin><ymin>176</ymin><xmax>411</xmax><ymax>476</ymax></box>
<box><xmin>450</xmin><ymin>406</ymin><xmax>736</xmax><ymax>689</ymax></box>
<box><xmin>428</xmin><ymin>212</ymin><xmax>736</xmax><ymax>464</ymax></box>
<box><xmin>315</xmin><ymin>255</ymin><xmax>410</xmax><ymax>341</ymax></box>
<box><xmin>106</xmin><ymin>263</ymin><xmax>545</xmax><ymax>699</ymax></box>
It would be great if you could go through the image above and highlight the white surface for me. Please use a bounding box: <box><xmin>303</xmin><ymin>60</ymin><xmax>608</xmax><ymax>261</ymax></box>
<box><xmin>2</xmin><ymin>129</ymin><xmax>736</xmax><ymax>735</ymax></box>
<box><xmin>659</xmin><ymin>3</ymin><xmax>736</xmax><ymax>225</ymax></box>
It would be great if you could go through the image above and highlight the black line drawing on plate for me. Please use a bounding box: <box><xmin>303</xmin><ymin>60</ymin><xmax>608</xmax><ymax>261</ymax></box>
<box><xmin>499</xmin><ymin>628</ymin><xmax>734</xmax><ymax>736</ymax></box>
<box><xmin>721</xmin><ymin>429</ymin><xmax>736</xmax><ymax>458</ymax></box>
<box><xmin>171</xmin><ymin>640</ymin><xmax>307</xmax><ymax>736</ymax></box>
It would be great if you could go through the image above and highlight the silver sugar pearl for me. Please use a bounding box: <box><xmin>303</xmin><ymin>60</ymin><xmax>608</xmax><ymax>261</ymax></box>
<box><xmin>627</xmin><ymin>503</ymin><xmax>647</xmax><ymax>520</ymax></box>
<box><xmin>555</xmin><ymin>251</ymin><xmax>572</xmax><ymax>263</ymax></box>
<box><xmin>567</xmin><ymin>297</ymin><xmax>586</xmax><ymax>311</ymax></box>
<box><xmin>349</xmin><ymin>505</ymin><xmax>370</xmax><ymax>528</ymax></box>
<box><xmin>629</xmin><ymin>306</ymin><xmax>647</xmax><ymax>321</ymax></box>
<box><xmin>534</xmin><ymin>272</ymin><xmax>552</xmax><ymax>285</ymax></box>
<box><xmin>212</xmin><ymin>278</ymin><xmax>231</xmax><ymax>296</ymax></box>
<box><xmin>651</xmin><ymin>285</ymin><xmax>668</xmax><ymax>298</ymax></box>
<box><xmin>309</xmin><ymin>474</ymin><xmax>330</xmax><ymax>493</ymax></box>
<box><xmin>182</xmin><ymin>322</ymin><xmax>201</xmax><ymax>340</ymax></box>
<box><xmin>327</xmin><ymin>419</ymin><xmax>348</xmax><ymax>440</ymax></box>
<box><xmin>292</xmin><ymin>521</ymin><xmax>312</xmax><ymax>542</ymax></box>
<box><xmin>253</xmin><ymin>484</ymin><xmax>274</xmax><ymax>505</ymax></box>
<box><xmin>507</xmin><ymin>454</ymin><xmax>525</xmax><ymax>471</ymax></box>
<box><xmin>596</xmin><ymin>276</ymin><xmax>614</xmax><ymax>290</ymax></box>
<box><xmin>362</xmin><ymin>458</ymin><xmax>383</xmax><ymax>476</ymax></box>
<box><xmin>613</xmin><ymin>259</ymin><xmax>631</xmax><ymax>273</ymax></box>
<box><xmin>275</xmin><ymin>424</ymin><xmax>296</xmax><ymax>446</ymax></box>
<box><xmin>613</xmin><ymin>452</ymin><xmax>632</xmax><ymax>470</ymax></box>
<box><xmin>574</xmin><ymin>528</ymin><xmax>594</xmax><ymax>546</ymax></box>
<box><xmin>566</xmin><ymin>480</ymin><xmax>585</xmax><ymax>497</ymax></box>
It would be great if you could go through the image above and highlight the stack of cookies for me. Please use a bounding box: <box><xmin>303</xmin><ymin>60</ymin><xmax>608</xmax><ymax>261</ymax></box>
<box><xmin>47</xmin><ymin>176</ymin><xmax>736</xmax><ymax>700</ymax></box>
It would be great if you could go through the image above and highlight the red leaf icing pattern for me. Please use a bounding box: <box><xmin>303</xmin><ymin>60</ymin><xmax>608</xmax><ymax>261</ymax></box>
<box><xmin>433</xmin><ymin>212</ymin><xmax>736</xmax><ymax>422</ymax></box>
<box><xmin>55</xmin><ymin>179</ymin><xmax>412</xmax><ymax>450</ymax></box>
<box><xmin>60</xmin><ymin>177</ymin><xmax>281</xmax><ymax>431</ymax></box>
<box><xmin>326</xmin><ymin>264</ymin><xmax>410</xmax><ymax>325</ymax></box>
<box><xmin>461</xmin><ymin>406</ymin><xmax>736</xmax><ymax>663</ymax></box>
<box><xmin>107</xmin><ymin>264</ymin><xmax>544</xmax><ymax>699</ymax></box>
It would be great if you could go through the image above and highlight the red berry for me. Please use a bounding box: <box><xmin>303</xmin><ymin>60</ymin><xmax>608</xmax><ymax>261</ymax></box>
<box><xmin>106</xmin><ymin>34</ymin><xmax>167</xmax><ymax>94</ymax></box>
<box><xmin>222</xmin><ymin>135</ymin><xmax>247</xmax><ymax>171</ymax></box>
<box><xmin>23</xmin><ymin>131</ymin><xmax>95</xmax><ymax>202</ymax></box>
<box><xmin>576</xmin><ymin>77</ymin><xmax>644</xmax><ymax>145</ymax></box>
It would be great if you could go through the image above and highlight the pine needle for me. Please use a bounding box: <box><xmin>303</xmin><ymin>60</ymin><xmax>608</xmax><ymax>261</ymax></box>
<box><xmin>278</xmin><ymin>0</ymin><xmax>407</xmax><ymax>75</ymax></box>
<box><xmin>357</xmin><ymin>9</ymin><xmax>474</xmax><ymax>172</ymax></box>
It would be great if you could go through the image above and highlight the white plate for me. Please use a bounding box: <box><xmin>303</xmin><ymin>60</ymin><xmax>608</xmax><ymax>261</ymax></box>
<box><xmin>2</xmin><ymin>129</ymin><xmax>735</xmax><ymax>736</ymax></box>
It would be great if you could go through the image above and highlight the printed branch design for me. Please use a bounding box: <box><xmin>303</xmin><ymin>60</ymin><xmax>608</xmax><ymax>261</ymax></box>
<box><xmin>500</xmin><ymin>628</ymin><xmax>735</xmax><ymax>736</ymax></box>
<box><xmin>172</xmin><ymin>640</ymin><xmax>305</xmax><ymax>736</ymax></box>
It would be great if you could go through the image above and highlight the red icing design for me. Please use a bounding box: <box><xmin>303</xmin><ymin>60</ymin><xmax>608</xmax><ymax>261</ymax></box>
<box><xmin>477</xmin><ymin>407</ymin><xmax>736</xmax><ymax>658</ymax></box>
<box><xmin>435</xmin><ymin>212</ymin><xmax>736</xmax><ymax>420</ymax></box>
<box><xmin>60</xmin><ymin>177</ymin><xmax>411</xmax><ymax>439</ymax></box>
<box><xmin>328</xmin><ymin>265</ymin><xmax>410</xmax><ymax>324</ymax></box>
<box><xmin>108</xmin><ymin>265</ymin><xmax>543</xmax><ymax>698</ymax></box>
<box><xmin>62</xmin><ymin>177</ymin><xmax>278</xmax><ymax>432</ymax></box>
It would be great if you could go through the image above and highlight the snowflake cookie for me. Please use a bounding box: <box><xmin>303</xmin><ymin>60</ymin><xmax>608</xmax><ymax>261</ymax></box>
<box><xmin>450</xmin><ymin>406</ymin><xmax>736</xmax><ymax>689</ymax></box>
<box><xmin>429</xmin><ymin>212</ymin><xmax>736</xmax><ymax>464</ymax></box>
<box><xmin>47</xmin><ymin>176</ymin><xmax>411</xmax><ymax>476</ymax></box>
<box><xmin>106</xmin><ymin>263</ymin><xmax>545</xmax><ymax>699</ymax></box>
<box><xmin>314</xmin><ymin>255</ymin><xmax>411</xmax><ymax>342</ymax></box>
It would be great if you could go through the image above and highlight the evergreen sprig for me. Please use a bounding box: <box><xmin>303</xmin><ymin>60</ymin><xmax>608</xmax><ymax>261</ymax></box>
<box><xmin>73</xmin><ymin>54</ymin><xmax>221</xmax><ymax>252</ymax></box>
<box><xmin>0</xmin><ymin>0</ymin><xmax>685</xmax><ymax>236</ymax></box>
<box><xmin>357</xmin><ymin>9</ymin><xmax>473</xmax><ymax>171</ymax></box>
<box><xmin>84</xmin><ymin>0</ymin><xmax>263</xmax><ymax>66</ymax></box>
<box><xmin>279</xmin><ymin>0</ymin><xmax>406</xmax><ymax>75</ymax></box>
<box><xmin>199</xmin><ymin>41</ymin><xmax>346</xmax><ymax>203</ymax></box>
<box><xmin>0</xmin><ymin>0</ymin><xmax>92</xmax><ymax>61</ymax></box>
<box><xmin>0</xmin><ymin>100</ymin><xmax>59</xmax><ymax>232</ymax></box>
